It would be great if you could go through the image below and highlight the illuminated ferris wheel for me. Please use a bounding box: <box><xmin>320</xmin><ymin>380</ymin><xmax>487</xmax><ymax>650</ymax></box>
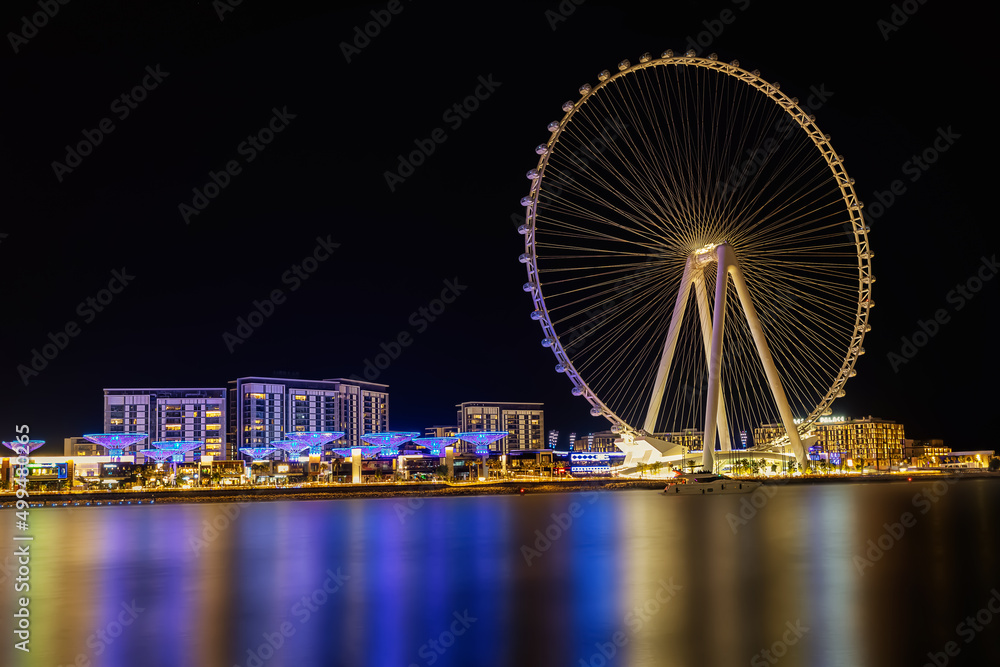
<box><xmin>518</xmin><ymin>51</ymin><xmax>873</xmax><ymax>469</ymax></box>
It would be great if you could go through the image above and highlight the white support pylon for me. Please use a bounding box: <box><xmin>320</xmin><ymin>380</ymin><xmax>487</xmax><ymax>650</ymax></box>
<box><xmin>702</xmin><ymin>244</ymin><xmax>806</xmax><ymax>472</ymax></box>
<box><xmin>644</xmin><ymin>254</ymin><xmax>731</xmax><ymax>449</ymax></box>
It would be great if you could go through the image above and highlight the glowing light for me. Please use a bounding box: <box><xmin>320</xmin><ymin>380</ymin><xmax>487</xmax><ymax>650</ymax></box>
<box><xmin>411</xmin><ymin>437</ymin><xmax>459</xmax><ymax>457</ymax></box>
<box><xmin>271</xmin><ymin>440</ymin><xmax>311</xmax><ymax>460</ymax></box>
<box><xmin>361</xmin><ymin>432</ymin><xmax>420</xmax><ymax>457</ymax></box>
<box><xmin>455</xmin><ymin>431</ymin><xmax>508</xmax><ymax>456</ymax></box>
<box><xmin>281</xmin><ymin>431</ymin><xmax>345</xmax><ymax>456</ymax></box>
<box><xmin>137</xmin><ymin>449</ymin><xmax>176</xmax><ymax>463</ymax></box>
<box><xmin>150</xmin><ymin>440</ymin><xmax>200</xmax><ymax>462</ymax></box>
<box><xmin>1</xmin><ymin>440</ymin><xmax>45</xmax><ymax>455</ymax></box>
<box><xmin>239</xmin><ymin>447</ymin><xmax>277</xmax><ymax>461</ymax></box>
<box><xmin>83</xmin><ymin>433</ymin><xmax>148</xmax><ymax>449</ymax></box>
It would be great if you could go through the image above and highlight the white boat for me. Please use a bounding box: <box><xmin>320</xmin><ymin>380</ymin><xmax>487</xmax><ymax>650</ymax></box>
<box><xmin>663</xmin><ymin>472</ymin><xmax>762</xmax><ymax>495</ymax></box>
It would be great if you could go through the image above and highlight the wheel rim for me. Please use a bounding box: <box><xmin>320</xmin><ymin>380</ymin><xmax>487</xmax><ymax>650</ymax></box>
<box><xmin>520</xmin><ymin>52</ymin><xmax>872</xmax><ymax>446</ymax></box>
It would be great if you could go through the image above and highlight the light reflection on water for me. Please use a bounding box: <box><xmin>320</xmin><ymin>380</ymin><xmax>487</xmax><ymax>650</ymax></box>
<box><xmin>1</xmin><ymin>480</ymin><xmax>998</xmax><ymax>666</ymax></box>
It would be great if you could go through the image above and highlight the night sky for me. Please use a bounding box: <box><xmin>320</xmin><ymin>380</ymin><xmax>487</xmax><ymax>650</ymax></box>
<box><xmin>2</xmin><ymin>0</ymin><xmax>996</xmax><ymax>454</ymax></box>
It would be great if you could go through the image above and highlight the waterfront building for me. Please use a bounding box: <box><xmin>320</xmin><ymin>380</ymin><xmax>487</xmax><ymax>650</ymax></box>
<box><xmin>1</xmin><ymin>454</ymin><xmax>134</xmax><ymax>491</ymax></box>
<box><xmin>903</xmin><ymin>439</ymin><xmax>950</xmax><ymax>463</ymax></box>
<box><xmin>228</xmin><ymin>377</ymin><xmax>389</xmax><ymax>459</ymax></box>
<box><xmin>755</xmin><ymin>415</ymin><xmax>906</xmax><ymax>468</ymax></box>
<box><xmin>103</xmin><ymin>388</ymin><xmax>227</xmax><ymax>460</ymax></box>
<box><xmin>455</xmin><ymin>401</ymin><xmax>544</xmax><ymax>454</ymax></box>
<box><xmin>548</xmin><ymin>430</ymin><xmax>559</xmax><ymax>449</ymax></box>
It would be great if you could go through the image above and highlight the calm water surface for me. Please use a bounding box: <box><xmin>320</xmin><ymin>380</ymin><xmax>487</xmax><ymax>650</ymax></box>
<box><xmin>2</xmin><ymin>479</ymin><xmax>999</xmax><ymax>667</ymax></box>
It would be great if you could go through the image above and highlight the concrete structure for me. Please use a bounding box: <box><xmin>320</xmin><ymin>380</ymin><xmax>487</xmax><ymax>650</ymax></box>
<box><xmin>104</xmin><ymin>388</ymin><xmax>226</xmax><ymax>459</ymax></box>
<box><xmin>228</xmin><ymin>377</ymin><xmax>388</xmax><ymax>459</ymax></box>
<box><xmin>456</xmin><ymin>401</ymin><xmax>544</xmax><ymax>454</ymax></box>
<box><xmin>643</xmin><ymin>244</ymin><xmax>806</xmax><ymax>471</ymax></box>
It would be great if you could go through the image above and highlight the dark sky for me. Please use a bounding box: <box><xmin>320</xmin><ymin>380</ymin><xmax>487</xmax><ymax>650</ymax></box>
<box><xmin>2</xmin><ymin>0</ymin><xmax>996</xmax><ymax>454</ymax></box>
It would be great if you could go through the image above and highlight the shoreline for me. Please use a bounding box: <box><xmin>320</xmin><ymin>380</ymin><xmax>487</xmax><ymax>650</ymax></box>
<box><xmin>2</xmin><ymin>471</ymin><xmax>997</xmax><ymax>508</ymax></box>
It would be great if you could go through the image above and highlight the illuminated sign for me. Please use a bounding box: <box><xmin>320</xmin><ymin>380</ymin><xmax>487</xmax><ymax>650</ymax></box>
<box><xmin>27</xmin><ymin>463</ymin><xmax>69</xmax><ymax>479</ymax></box>
<box><xmin>570</xmin><ymin>453</ymin><xmax>609</xmax><ymax>462</ymax></box>
<box><xmin>793</xmin><ymin>416</ymin><xmax>846</xmax><ymax>425</ymax></box>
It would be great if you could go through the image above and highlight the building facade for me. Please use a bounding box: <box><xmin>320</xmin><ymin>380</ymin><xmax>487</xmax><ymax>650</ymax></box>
<box><xmin>424</xmin><ymin>425</ymin><xmax>458</xmax><ymax>438</ymax></box>
<box><xmin>903</xmin><ymin>439</ymin><xmax>950</xmax><ymax>461</ymax></box>
<box><xmin>456</xmin><ymin>401</ymin><xmax>544</xmax><ymax>453</ymax></box>
<box><xmin>103</xmin><ymin>388</ymin><xmax>227</xmax><ymax>460</ymax></box>
<box><xmin>64</xmin><ymin>436</ymin><xmax>102</xmax><ymax>457</ymax></box>
<box><xmin>228</xmin><ymin>377</ymin><xmax>389</xmax><ymax>459</ymax></box>
<box><xmin>755</xmin><ymin>416</ymin><xmax>906</xmax><ymax>467</ymax></box>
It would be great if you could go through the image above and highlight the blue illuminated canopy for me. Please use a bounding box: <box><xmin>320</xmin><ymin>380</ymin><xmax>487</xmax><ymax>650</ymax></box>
<box><xmin>410</xmin><ymin>437</ymin><xmax>459</xmax><ymax>457</ymax></box>
<box><xmin>281</xmin><ymin>431</ymin><xmax>345</xmax><ymax>455</ymax></box>
<box><xmin>2</xmin><ymin>440</ymin><xmax>45</xmax><ymax>455</ymax></box>
<box><xmin>150</xmin><ymin>440</ymin><xmax>203</xmax><ymax>462</ymax></box>
<box><xmin>239</xmin><ymin>447</ymin><xmax>277</xmax><ymax>461</ymax></box>
<box><xmin>455</xmin><ymin>431</ymin><xmax>508</xmax><ymax>455</ymax></box>
<box><xmin>137</xmin><ymin>449</ymin><xmax>177</xmax><ymax>463</ymax></box>
<box><xmin>361</xmin><ymin>432</ymin><xmax>420</xmax><ymax>456</ymax></box>
<box><xmin>271</xmin><ymin>440</ymin><xmax>311</xmax><ymax>458</ymax></box>
<box><xmin>83</xmin><ymin>433</ymin><xmax>148</xmax><ymax>450</ymax></box>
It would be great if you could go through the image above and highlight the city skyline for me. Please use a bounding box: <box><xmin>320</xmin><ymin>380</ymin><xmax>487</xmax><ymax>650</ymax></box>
<box><xmin>2</xmin><ymin>2</ymin><xmax>994</xmax><ymax>457</ymax></box>
<box><xmin>1</xmin><ymin>3</ymin><xmax>997</xmax><ymax>666</ymax></box>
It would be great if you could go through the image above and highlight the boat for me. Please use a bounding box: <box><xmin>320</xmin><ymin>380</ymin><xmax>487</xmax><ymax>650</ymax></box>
<box><xmin>663</xmin><ymin>471</ymin><xmax>762</xmax><ymax>495</ymax></box>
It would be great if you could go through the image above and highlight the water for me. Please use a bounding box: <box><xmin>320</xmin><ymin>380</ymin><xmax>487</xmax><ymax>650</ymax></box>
<box><xmin>2</xmin><ymin>479</ymin><xmax>999</xmax><ymax>667</ymax></box>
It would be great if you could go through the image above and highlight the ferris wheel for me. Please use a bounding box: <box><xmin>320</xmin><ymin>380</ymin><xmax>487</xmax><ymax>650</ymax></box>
<box><xmin>518</xmin><ymin>51</ymin><xmax>873</xmax><ymax>469</ymax></box>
